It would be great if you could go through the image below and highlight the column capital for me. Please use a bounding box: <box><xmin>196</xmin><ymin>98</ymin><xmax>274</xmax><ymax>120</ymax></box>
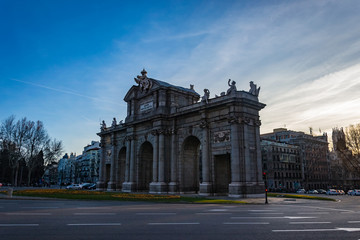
<box><xmin>200</xmin><ymin>120</ymin><xmax>208</xmax><ymax>129</ymax></box>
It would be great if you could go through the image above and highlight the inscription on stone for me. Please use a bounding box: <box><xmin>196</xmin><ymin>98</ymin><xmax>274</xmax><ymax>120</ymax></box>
<box><xmin>140</xmin><ymin>101</ymin><xmax>153</xmax><ymax>112</ymax></box>
<box><xmin>214</xmin><ymin>130</ymin><xmax>230</xmax><ymax>143</ymax></box>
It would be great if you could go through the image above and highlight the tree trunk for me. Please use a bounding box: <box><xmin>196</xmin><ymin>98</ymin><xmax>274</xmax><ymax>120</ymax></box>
<box><xmin>14</xmin><ymin>162</ymin><xmax>19</xmax><ymax>187</ymax></box>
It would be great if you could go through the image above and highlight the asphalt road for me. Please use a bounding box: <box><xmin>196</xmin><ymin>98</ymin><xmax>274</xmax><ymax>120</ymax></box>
<box><xmin>1</xmin><ymin>195</ymin><xmax>360</xmax><ymax>240</ymax></box>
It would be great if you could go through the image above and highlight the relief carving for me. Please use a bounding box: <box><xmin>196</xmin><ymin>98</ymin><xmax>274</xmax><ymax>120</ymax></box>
<box><xmin>214</xmin><ymin>130</ymin><xmax>230</xmax><ymax>143</ymax></box>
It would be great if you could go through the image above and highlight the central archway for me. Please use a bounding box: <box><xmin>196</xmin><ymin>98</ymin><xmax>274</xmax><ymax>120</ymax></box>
<box><xmin>181</xmin><ymin>136</ymin><xmax>201</xmax><ymax>192</ymax></box>
<box><xmin>138</xmin><ymin>141</ymin><xmax>153</xmax><ymax>191</ymax></box>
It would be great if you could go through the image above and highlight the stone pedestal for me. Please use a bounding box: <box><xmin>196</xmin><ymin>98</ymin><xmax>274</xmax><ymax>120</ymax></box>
<box><xmin>168</xmin><ymin>182</ymin><xmax>178</xmax><ymax>194</ymax></box>
<box><xmin>122</xmin><ymin>182</ymin><xmax>137</xmax><ymax>192</ymax></box>
<box><xmin>199</xmin><ymin>182</ymin><xmax>213</xmax><ymax>196</ymax></box>
<box><xmin>107</xmin><ymin>181</ymin><xmax>117</xmax><ymax>191</ymax></box>
<box><xmin>149</xmin><ymin>182</ymin><xmax>168</xmax><ymax>194</ymax></box>
<box><xmin>96</xmin><ymin>181</ymin><xmax>106</xmax><ymax>191</ymax></box>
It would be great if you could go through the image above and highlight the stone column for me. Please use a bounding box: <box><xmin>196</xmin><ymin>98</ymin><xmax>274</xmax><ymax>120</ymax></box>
<box><xmin>129</xmin><ymin>137</ymin><xmax>136</xmax><ymax>183</ymax></box>
<box><xmin>152</xmin><ymin>131</ymin><xmax>159</xmax><ymax>183</ymax></box>
<box><xmin>96</xmin><ymin>138</ymin><xmax>107</xmax><ymax>190</ymax></box>
<box><xmin>122</xmin><ymin>136</ymin><xmax>136</xmax><ymax>192</ymax></box>
<box><xmin>255</xmin><ymin>120</ymin><xmax>265</xmax><ymax>185</ymax></box>
<box><xmin>168</xmin><ymin>129</ymin><xmax>178</xmax><ymax>193</ymax></box>
<box><xmin>199</xmin><ymin>120</ymin><xmax>212</xmax><ymax>195</ymax></box>
<box><xmin>150</xmin><ymin>130</ymin><xmax>159</xmax><ymax>193</ymax></box>
<box><xmin>155</xmin><ymin>130</ymin><xmax>168</xmax><ymax>193</ymax></box>
<box><xmin>107</xmin><ymin>134</ymin><xmax>117</xmax><ymax>191</ymax></box>
<box><xmin>228</xmin><ymin>116</ymin><xmax>242</xmax><ymax>197</ymax></box>
<box><xmin>125</xmin><ymin>138</ymin><xmax>131</xmax><ymax>182</ymax></box>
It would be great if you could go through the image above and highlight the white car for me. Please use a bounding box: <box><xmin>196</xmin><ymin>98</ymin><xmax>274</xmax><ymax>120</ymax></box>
<box><xmin>326</xmin><ymin>189</ymin><xmax>338</xmax><ymax>195</ymax></box>
<box><xmin>296</xmin><ymin>189</ymin><xmax>306</xmax><ymax>194</ymax></box>
<box><xmin>351</xmin><ymin>189</ymin><xmax>360</xmax><ymax>196</ymax></box>
<box><xmin>308</xmin><ymin>189</ymin><xmax>318</xmax><ymax>194</ymax></box>
<box><xmin>66</xmin><ymin>184</ymin><xmax>80</xmax><ymax>190</ymax></box>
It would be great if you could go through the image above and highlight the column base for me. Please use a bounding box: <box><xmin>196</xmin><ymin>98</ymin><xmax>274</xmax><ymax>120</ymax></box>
<box><xmin>122</xmin><ymin>182</ymin><xmax>136</xmax><ymax>192</ymax></box>
<box><xmin>228</xmin><ymin>182</ymin><xmax>265</xmax><ymax>198</ymax></box>
<box><xmin>96</xmin><ymin>181</ymin><xmax>106</xmax><ymax>191</ymax></box>
<box><xmin>107</xmin><ymin>181</ymin><xmax>117</xmax><ymax>191</ymax></box>
<box><xmin>199</xmin><ymin>182</ymin><xmax>213</xmax><ymax>196</ymax></box>
<box><xmin>149</xmin><ymin>182</ymin><xmax>168</xmax><ymax>194</ymax></box>
<box><xmin>168</xmin><ymin>182</ymin><xmax>178</xmax><ymax>194</ymax></box>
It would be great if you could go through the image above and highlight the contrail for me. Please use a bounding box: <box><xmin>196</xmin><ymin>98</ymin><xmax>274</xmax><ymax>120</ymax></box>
<box><xmin>10</xmin><ymin>78</ymin><xmax>124</xmax><ymax>106</ymax></box>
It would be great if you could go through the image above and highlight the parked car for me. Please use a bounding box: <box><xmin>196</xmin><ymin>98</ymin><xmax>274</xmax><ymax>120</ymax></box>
<box><xmin>326</xmin><ymin>189</ymin><xmax>338</xmax><ymax>195</ymax></box>
<box><xmin>66</xmin><ymin>184</ymin><xmax>80</xmax><ymax>190</ymax></box>
<box><xmin>337</xmin><ymin>190</ymin><xmax>345</xmax><ymax>195</ymax></box>
<box><xmin>317</xmin><ymin>189</ymin><xmax>326</xmax><ymax>194</ymax></box>
<box><xmin>296</xmin><ymin>189</ymin><xmax>306</xmax><ymax>194</ymax></box>
<box><xmin>348</xmin><ymin>190</ymin><xmax>354</xmax><ymax>195</ymax></box>
<box><xmin>351</xmin><ymin>189</ymin><xmax>360</xmax><ymax>196</ymax></box>
<box><xmin>308</xmin><ymin>189</ymin><xmax>318</xmax><ymax>194</ymax></box>
<box><xmin>79</xmin><ymin>183</ymin><xmax>92</xmax><ymax>189</ymax></box>
<box><xmin>88</xmin><ymin>183</ymin><xmax>96</xmax><ymax>190</ymax></box>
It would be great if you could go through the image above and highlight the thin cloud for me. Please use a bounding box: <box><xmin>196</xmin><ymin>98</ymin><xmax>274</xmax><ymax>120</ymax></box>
<box><xmin>10</xmin><ymin>78</ymin><xmax>124</xmax><ymax>106</ymax></box>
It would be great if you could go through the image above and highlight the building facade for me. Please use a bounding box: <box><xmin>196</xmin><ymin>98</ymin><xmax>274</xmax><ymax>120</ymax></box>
<box><xmin>97</xmin><ymin>70</ymin><xmax>266</xmax><ymax>197</ymax></box>
<box><xmin>261</xmin><ymin>128</ymin><xmax>329</xmax><ymax>190</ymax></box>
<box><xmin>57</xmin><ymin>141</ymin><xmax>101</xmax><ymax>185</ymax></box>
<box><xmin>261</xmin><ymin>139</ymin><xmax>301</xmax><ymax>192</ymax></box>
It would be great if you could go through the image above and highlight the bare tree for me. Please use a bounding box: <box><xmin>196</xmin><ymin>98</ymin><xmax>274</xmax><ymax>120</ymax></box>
<box><xmin>23</xmin><ymin>120</ymin><xmax>50</xmax><ymax>186</ymax></box>
<box><xmin>0</xmin><ymin>116</ymin><xmax>64</xmax><ymax>186</ymax></box>
<box><xmin>333</xmin><ymin>125</ymin><xmax>360</xmax><ymax>177</ymax></box>
<box><xmin>44</xmin><ymin>138</ymin><xmax>64</xmax><ymax>165</ymax></box>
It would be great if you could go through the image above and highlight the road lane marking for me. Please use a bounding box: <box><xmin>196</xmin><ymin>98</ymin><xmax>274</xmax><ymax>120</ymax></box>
<box><xmin>300</xmin><ymin>205</ymin><xmax>354</xmax><ymax>213</ymax></box>
<box><xmin>209</xmin><ymin>209</ymin><xmax>228</xmax><ymax>212</ymax></box>
<box><xmin>73</xmin><ymin>213</ymin><xmax>116</xmax><ymax>216</ymax></box>
<box><xmin>249</xmin><ymin>213</ymin><xmax>284</xmax><ymax>215</ymax></box>
<box><xmin>196</xmin><ymin>213</ymin><xmax>232</xmax><ymax>215</ymax></box>
<box><xmin>231</xmin><ymin>216</ymin><xmax>316</xmax><ymax>219</ymax></box>
<box><xmin>273</xmin><ymin>228</ymin><xmax>360</xmax><ymax>232</ymax></box>
<box><xmin>290</xmin><ymin>222</ymin><xmax>331</xmax><ymax>224</ymax></box>
<box><xmin>273</xmin><ymin>229</ymin><xmax>339</xmax><ymax>232</ymax></box>
<box><xmin>0</xmin><ymin>224</ymin><xmax>39</xmax><ymax>227</ymax></box>
<box><xmin>224</xmin><ymin>222</ymin><xmax>270</xmax><ymax>225</ymax></box>
<box><xmin>21</xmin><ymin>207</ymin><xmax>59</xmax><ymax>209</ymax></box>
<box><xmin>67</xmin><ymin>223</ymin><xmax>122</xmax><ymax>226</ymax></box>
<box><xmin>298</xmin><ymin>212</ymin><xmax>329</xmax><ymax>215</ymax></box>
<box><xmin>5</xmin><ymin>213</ymin><xmax>52</xmax><ymax>216</ymax></box>
<box><xmin>248</xmin><ymin>210</ymin><xmax>276</xmax><ymax>212</ymax></box>
<box><xmin>76</xmin><ymin>207</ymin><xmax>112</xmax><ymax>210</ymax></box>
<box><xmin>136</xmin><ymin>213</ymin><xmax>176</xmax><ymax>215</ymax></box>
<box><xmin>348</xmin><ymin>221</ymin><xmax>360</xmax><ymax>223</ymax></box>
<box><xmin>148</xmin><ymin>223</ymin><xmax>199</xmax><ymax>225</ymax></box>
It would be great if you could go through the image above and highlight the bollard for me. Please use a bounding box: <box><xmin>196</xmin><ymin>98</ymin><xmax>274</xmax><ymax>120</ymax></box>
<box><xmin>7</xmin><ymin>188</ymin><xmax>13</xmax><ymax>198</ymax></box>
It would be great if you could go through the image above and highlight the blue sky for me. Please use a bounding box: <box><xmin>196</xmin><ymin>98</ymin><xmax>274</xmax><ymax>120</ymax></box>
<box><xmin>1</xmin><ymin>0</ymin><xmax>360</xmax><ymax>155</ymax></box>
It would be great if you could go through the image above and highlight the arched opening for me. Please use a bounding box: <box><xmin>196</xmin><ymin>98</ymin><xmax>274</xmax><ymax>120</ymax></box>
<box><xmin>138</xmin><ymin>141</ymin><xmax>153</xmax><ymax>191</ymax></box>
<box><xmin>117</xmin><ymin>147</ymin><xmax>126</xmax><ymax>190</ymax></box>
<box><xmin>182</xmin><ymin>136</ymin><xmax>201</xmax><ymax>192</ymax></box>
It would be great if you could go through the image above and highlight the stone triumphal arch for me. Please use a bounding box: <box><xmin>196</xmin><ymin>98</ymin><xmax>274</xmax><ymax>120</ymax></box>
<box><xmin>97</xmin><ymin>69</ymin><xmax>266</xmax><ymax>197</ymax></box>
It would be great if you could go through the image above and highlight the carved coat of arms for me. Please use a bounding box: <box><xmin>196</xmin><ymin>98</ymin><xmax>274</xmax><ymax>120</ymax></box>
<box><xmin>134</xmin><ymin>69</ymin><xmax>153</xmax><ymax>92</ymax></box>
